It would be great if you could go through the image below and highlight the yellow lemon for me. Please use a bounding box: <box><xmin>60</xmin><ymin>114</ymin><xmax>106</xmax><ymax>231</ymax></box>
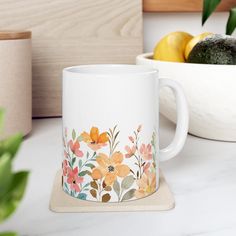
<box><xmin>185</xmin><ymin>32</ymin><xmax>213</xmax><ymax>60</ymax></box>
<box><xmin>153</xmin><ymin>31</ymin><xmax>193</xmax><ymax>62</ymax></box>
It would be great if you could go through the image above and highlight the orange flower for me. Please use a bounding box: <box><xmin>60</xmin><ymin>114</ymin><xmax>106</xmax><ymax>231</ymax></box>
<box><xmin>91</xmin><ymin>152</ymin><xmax>130</xmax><ymax>185</ymax></box>
<box><xmin>135</xmin><ymin>170</ymin><xmax>156</xmax><ymax>198</ymax></box>
<box><xmin>81</xmin><ymin>127</ymin><xmax>109</xmax><ymax>151</ymax></box>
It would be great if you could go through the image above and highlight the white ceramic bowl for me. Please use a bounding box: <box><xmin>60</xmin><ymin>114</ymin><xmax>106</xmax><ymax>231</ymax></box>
<box><xmin>136</xmin><ymin>53</ymin><xmax>236</xmax><ymax>141</ymax></box>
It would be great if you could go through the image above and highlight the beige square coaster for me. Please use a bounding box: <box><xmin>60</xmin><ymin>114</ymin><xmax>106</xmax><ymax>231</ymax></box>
<box><xmin>49</xmin><ymin>170</ymin><xmax>175</xmax><ymax>212</ymax></box>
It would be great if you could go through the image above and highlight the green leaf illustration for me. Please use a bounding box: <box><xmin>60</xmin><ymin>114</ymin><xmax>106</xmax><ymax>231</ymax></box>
<box><xmin>113</xmin><ymin>179</ymin><xmax>120</xmax><ymax>197</ymax></box>
<box><xmin>0</xmin><ymin>134</ymin><xmax>22</xmax><ymax>159</ymax></box>
<box><xmin>64</xmin><ymin>182</ymin><xmax>69</xmax><ymax>191</ymax></box>
<box><xmin>121</xmin><ymin>175</ymin><xmax>134</xmax><ymax>189</ymax></box>
<box><xmin>114</xmin><ymin>131</ymin><xmax>120</xmax><ymax>142</ymax></box>
<box><xmin>72</xmin><ymin>157</ymin><xmax>76</xmax><ymax>166</ymax></box>
<box><xmin>83</xmin><ymin>182</ymin><xmax>90</xmax><ymax>188</ymax></box>
<box><xmin>78</xmin><ymin>159</ymin><xmax>82</xmax><ymax>169</ymax></box>
<box><xmin>78</xmin><ymin>193</ymin><xmax>87</xmax><ymax>200</ymax></box>
<box><xmin>86</xmin><ymin>152</ymin><xmax>89</xmax><ymax>159</ymax></box>
<box><xmin>0</xmin><ymin>171</ymin><xmax>29</xmax><ymax>222</ymax></box>
<box><xmin>72</xmin><ymin>129</ymin><xmax>76</xmax><ymax>140</ymax></box>
<box><xmin>85</xmin><ymin>163</ymin><xmax>95</xmax><ymax>169</ymax></box>
<box><xmin>121</xmin><ymin>189</ymin><xmax>136</xmax><ymax>202</ymax></box>
<box><xmin>77</xmin><ymin>135</ymin><xmax>83</xmax><ymax>142</ymax></box>
<box><xmin>226</xmin><ymin>7</ymin><xmax>236</xmax><ymax>35</ymax></box>
<box><xmin>202</xmin><ymin>0</ymin><xmax>221</xmax><ymax>25</ymax></box>
<box><xmin>78</xmin><ymin>170</ymin><xmax>89</xmax><ymax>176</ymax></box>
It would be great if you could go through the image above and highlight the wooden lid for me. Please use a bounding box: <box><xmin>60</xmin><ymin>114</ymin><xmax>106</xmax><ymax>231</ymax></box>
<box><xmin>0</xmin><ymin>31</ymin><xmax>31</xmax><ymax>40</ymax></box>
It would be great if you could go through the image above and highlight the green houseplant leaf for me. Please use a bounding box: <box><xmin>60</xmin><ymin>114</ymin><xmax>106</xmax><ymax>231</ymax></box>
<box><xmin>226</xmin><ymin>7</ymin><xmax>236</xmax><ymax>35</ymax></box>
<box><xmin>0</xmin><ymin>232</ymin><xmax>18</xmax><ymax>236</ymax></box>
<box><xmin>0</xmin><ymin>109</ymin><xmax>29</xmax><ymax>236</ymax></box>
<box><xmin>0</xmin><ymin>109</ymin><xmax>4</xmax><ymax>133</ymax></box>
<box><xmin>202</xmin><ymin>0</ymin><xmax>221</xmax><ymax>25</ymax></box>
<box><xmin>0</xmin><ymin>171</ymin><xmax>29</xmax><ymax>222</ymax></box>
<box><xmin>0</xmin><ymin>154</ymin><xmax>13</xmax><ymax>198</ymax></box>
<box><xmin>0</xmin><ymin>134</ymin><xmax>23</xmax><ymax>159</ymax></box>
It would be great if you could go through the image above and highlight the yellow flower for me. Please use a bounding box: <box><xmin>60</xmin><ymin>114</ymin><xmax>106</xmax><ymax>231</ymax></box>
<box><xmin>135</xmin><ymin>171</ymin><xmax>156</xmax><ymax>198</ymax></box>
<box><xmin>81</xmin><ymin>127</ymin><xmax>109</xmax><ymax>151</ymax></box>
<box><xmin>91</xmin><ymin>152</ymin><xmax>130</xmax><ymax>186</ymax></box>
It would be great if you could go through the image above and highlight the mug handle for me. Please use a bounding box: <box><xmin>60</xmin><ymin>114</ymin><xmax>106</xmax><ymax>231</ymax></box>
<box><xmin>159</xmin><ymin>78</ymin><xmax>189</xmax><ymax>162</ymax></box>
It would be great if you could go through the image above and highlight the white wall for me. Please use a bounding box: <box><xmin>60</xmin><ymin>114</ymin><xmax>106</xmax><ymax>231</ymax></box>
<box><xmin>143</xmin><ymin>12</ymin><xmax>236</xmax><ymax>52</ymax></box>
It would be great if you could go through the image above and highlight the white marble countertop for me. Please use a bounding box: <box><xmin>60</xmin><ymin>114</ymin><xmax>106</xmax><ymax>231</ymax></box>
<box><xmin>1</xmin><ymin>116</ymin><xmax>236</xmax><ymax>236</ymax></box>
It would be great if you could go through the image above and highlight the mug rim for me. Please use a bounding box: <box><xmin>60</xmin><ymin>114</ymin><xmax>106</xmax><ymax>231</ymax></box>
<box><xmin>63</xmin><ymin>64</ymin><xmax>158</xmax><ymax>76</ymax></box>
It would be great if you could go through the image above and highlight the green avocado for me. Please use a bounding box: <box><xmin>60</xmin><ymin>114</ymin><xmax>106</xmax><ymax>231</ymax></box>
<box><xmin>187</xmin><ymin>34</ymin><xmax>236</xmax><ymax>65</ymax></box>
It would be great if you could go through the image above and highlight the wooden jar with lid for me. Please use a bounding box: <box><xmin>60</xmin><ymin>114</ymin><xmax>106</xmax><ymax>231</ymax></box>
<box><xmin>0</xmin><ymin>31</ymin><xmax>32</xmax><ymax>138</ymax></box>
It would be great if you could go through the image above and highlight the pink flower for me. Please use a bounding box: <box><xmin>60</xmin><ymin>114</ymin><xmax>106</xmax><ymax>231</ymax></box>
<box><xmin>63</xmin><ymin>138</ymin><xmax>66</xmax><ymax>148</ymax></box>
<box><xmin>125</xmin><ymin>145</ymin><xmax>136</xmax><ymax>158</ymax></box>
<box><xmin>139</xmin><ymin>144</ymin><xmax>152</xmax><ymax>160</ymax></box>
<box><xmin>143</xmin><ymin>162</ymin><xmax>151</xmax><ymax>172</ymax></box>
<box><xmin>128</xmin><ymin>136</ymin><xmax>134</xmax><ymax>143</ymax></box>
<box><xmin>137</xmin><ymin>125</ymin><xmax>142</xmax><ymax>133</ymax></box>
<box><xmin>65</xmin><ymin>127</ymin><xmax>68</xmax><ymax>137</ymax></box>
<box><xmin>135</xmin><ymin>170</ymin><xmax>156</xmax><ymax>198</ymax></box>
<box><xmin>69</xmin><ymin>140</ymin><xmax>83</xmax><ymax>157</ymax></box>
<box><xmin>62</xmin><ymin>160</ymin><xmax>68</xmax><ymax>176</ymax></box>
<box><xmin>64</xmin><ymin>151</ymin><xmax>68</xmax><ymax>158</ymax></box>
<box><xmin>67</xmin><ymin>167</ymin><xmax>84</xmax><ymax>192</ymax></box>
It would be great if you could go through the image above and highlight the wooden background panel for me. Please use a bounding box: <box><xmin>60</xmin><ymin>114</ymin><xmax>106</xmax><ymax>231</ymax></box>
<box><xmin>0</xmin><ymin>0</ymin><xmax>143</xmax><ymax>117</ymax></box>
<box><xmin>143</xmin><ymin>0</ymin><xmax>236</xmax><ymax>12</ymax></box>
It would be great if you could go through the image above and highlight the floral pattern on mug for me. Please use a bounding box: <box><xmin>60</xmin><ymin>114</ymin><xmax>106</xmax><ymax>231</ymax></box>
<box><xmin>62</xmin><ymin>125</ymin><xmax>157</xmax><ymax>202</ymax></box>
<box><xmin>135</xmin><ymin>169</ymin><xmax>156</xmax><ymax>198</ymax></box>
<box><xmin>81</xmin><ymin>127</ymin><xmax>109</xmax><ymax>151</ymax></box>
<box><xmin>69</xmin><ymin>140</ymin><xmax>83</xmax><ymax>157</ymax></box>
<box><xmin>66</xmin><ymin>167</ymin><xmax>84</xmax><ymax>192</ymax></box>
<box><xmin>91</xmin><ymin>152</ymin><xmax>130</xmax><ymax>186</ymax></box>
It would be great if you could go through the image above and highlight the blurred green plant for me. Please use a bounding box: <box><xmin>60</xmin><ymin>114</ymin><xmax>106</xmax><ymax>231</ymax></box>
<box><xmin>0</xmin><ymin>232</ymin><xmax>17</xmax><ymax>236</ymax></box>
<box><xmin>0</xmin><ymin>109</ymin><xmax>29</xmax><ymax>236</ymax></box>
<box><xmin>202</xmin><ymin>0</ymin><xmax>236</xmax><ymax>35</ymax></box>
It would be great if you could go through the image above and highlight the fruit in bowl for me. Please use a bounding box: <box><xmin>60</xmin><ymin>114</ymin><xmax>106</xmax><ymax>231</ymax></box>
<box><xmin>187</xmin><ymin>34</ymin><xmax>236</xmax><ymax>64</ymax></box>
<box><xmin>153</xmin><ymin>31</ymin><xmax>193</xmax><ymax>62</ymax></box>
<box><xmin>136</xmin><ymin>31</ymin><xmax>236</xmax><ymax>141</ymax></box>
<box><xmin>154</xmin><ymin>31</ymin><xmax>236</xmax><ymax>65</ymax></box>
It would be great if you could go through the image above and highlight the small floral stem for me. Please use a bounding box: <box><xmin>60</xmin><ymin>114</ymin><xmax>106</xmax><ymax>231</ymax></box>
<box><xmin>97</xmin><ymin>179</ymin><xmax>104</xmax><ymax>202</ymax></box>
<box><xmin>119</xmin><ymin>189</ymin><xmax>124</xmax><ymax>202</ymax></box>
<box><xmin>129</xmin><ymin>169</ymin><xmax>136</xmax><ymax>179</ymax></box>
<box><xmin>133</xmin><ymin>132</ymin><xmax>143</xmax><ymax>179</ymax></box>
<box><xmin>81</xmin><ymin>152</ymin><xmax>96</xmax><ymax>170</ymax></box>
<box><xmin>80</xmin><ymin>183</ymin><xmax>87</xmax><ymax>192</ymax></box>
<box><xmin>139</xmin><ymin>156</ymin><xmax>144</xmax><ymax>177</ymax></box>
<box><xmin>134</xmin><ymin>154</ymin><xmax>142</xmax><ymax>179</ymax></box>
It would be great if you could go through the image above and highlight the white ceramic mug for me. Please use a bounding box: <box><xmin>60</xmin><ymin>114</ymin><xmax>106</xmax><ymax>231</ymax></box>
<box><xmin>62</xmin><ymin>64</ymin><xmax>188</xmax><ymax>202</ymax></box>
